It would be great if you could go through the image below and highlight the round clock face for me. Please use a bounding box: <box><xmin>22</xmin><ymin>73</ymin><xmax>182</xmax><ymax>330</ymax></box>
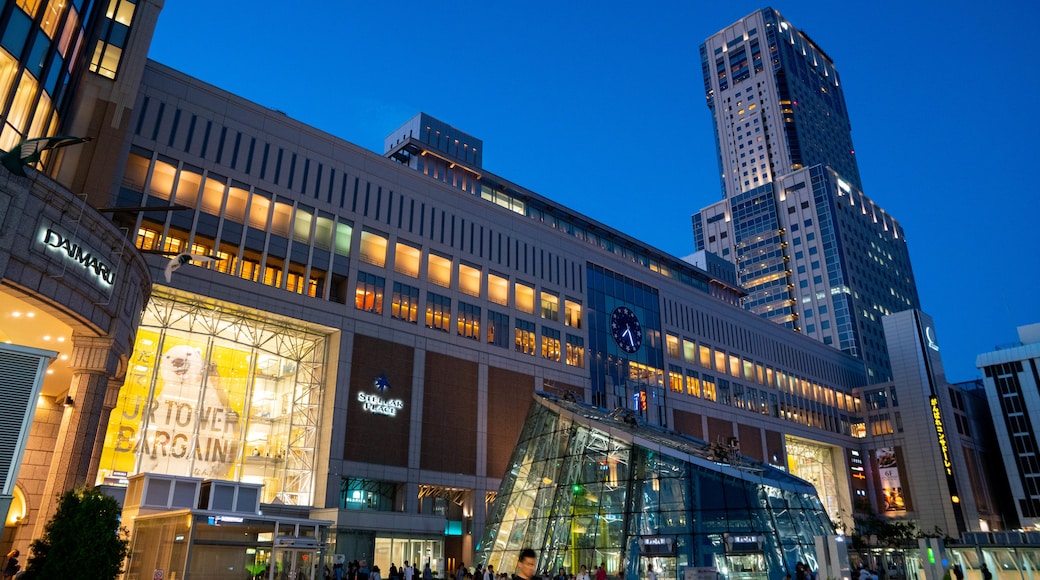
<box><xmin>610</xmin><ymin>306</ymin><xmax>642</xmax><ymax>354</ymax></box>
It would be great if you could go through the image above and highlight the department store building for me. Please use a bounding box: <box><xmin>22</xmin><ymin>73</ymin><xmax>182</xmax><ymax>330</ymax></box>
<box><xmin>0</xmin><ymin>1</ymin><xmax>1011</xmax><ymax>578</ymax></box>
<box><xmin>92</xmin><ymin>60</ymin><xmax>878</xmax><ymax>573</ymax></box>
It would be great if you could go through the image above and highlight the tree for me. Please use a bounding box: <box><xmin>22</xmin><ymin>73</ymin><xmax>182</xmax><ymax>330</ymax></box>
<box><xmin>21</xmin><ymin>487</ymin><xmax>129</xmax><ymax>580</ymax></box>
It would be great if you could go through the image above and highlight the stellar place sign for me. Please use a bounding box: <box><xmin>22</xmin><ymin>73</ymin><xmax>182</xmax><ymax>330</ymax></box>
<box><xmin>38</xmin><ymin>221</ymin><xmax>115</xmax><ymax>289</ymax></box>
<box><xmin>357</xmin><ymin>391</ymin><xmax>404</xmax><ymax>417</ymax></box>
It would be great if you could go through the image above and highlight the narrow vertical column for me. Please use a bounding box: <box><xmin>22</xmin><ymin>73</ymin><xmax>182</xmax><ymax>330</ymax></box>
<box><xmin>32</xmin><ymin>335</ymin><xmax>116</xmax><ymax>539</ymax></box>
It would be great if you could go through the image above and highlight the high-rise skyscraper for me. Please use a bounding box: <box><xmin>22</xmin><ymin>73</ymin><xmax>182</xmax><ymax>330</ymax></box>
<box><xmin>692</xmin><ymin>8</ymin><xmax>919</xmax><ymax>382</ymax></box>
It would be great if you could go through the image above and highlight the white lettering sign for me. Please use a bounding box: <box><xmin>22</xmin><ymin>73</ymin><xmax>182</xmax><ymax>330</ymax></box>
<box><xmin>39</xmin><ymin>225</ymin><xmax>116</xmax><ymax>286</ymax></box>
<box><xmin>358</xmin><ymin>391</ymin><xmax>404</xmax><ymax>417</ymax></box>
<box><xmin>925</xmin><ymin>326</ymin><xmax>940</xmax><ymax>352</ymax></box>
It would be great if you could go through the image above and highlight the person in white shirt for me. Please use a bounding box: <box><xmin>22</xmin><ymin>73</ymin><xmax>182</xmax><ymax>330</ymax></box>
<box><xmin>576</xmin><ymin>566</ymin><xmax>590</xmax><ymax>580</ymax></box>
<box><xmin>404</xmin><ymin>562</ymin><xmax>414</xmax><ymax>580</ymax></box>
<box><xmin>646</xmin><ymin>564</ymin><xmax>657</xmax><ymax>580</ymax></box>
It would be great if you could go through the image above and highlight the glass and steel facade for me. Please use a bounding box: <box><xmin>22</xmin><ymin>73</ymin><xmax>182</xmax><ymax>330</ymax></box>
<box><xmin>479</xmin><ymin>394</ymin><xmax>833</xmax><ymax>580</ymax></box>
<box><xmin>95</xmin><ymin>288</ymin><xmax>333</xmax><ymax>505</ymax></box>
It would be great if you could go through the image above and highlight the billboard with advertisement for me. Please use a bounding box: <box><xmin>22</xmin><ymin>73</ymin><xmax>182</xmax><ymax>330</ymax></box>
<box><xmin>95</xmin><ymin>291</ymin><xmax>329</xmax><ymax>505</ymax></box>
<box><xmin>873</xmin><ymin>447</ymin><xmax>908</xmax><ymax>513</ymax></box>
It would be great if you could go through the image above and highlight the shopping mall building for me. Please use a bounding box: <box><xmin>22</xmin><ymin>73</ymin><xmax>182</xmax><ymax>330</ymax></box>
<box><xmin>0</xmin><ymin>2</ymin><xmax>1018</xmax><ymax>579</ymax></box>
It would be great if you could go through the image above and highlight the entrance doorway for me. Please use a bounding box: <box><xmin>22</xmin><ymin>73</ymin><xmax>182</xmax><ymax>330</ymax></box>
<box><xmin>272</xmin><ymin>548</ymin><xmax>319</xmax><ymax>580</ymax></box>
<box><xmin>639</xmin><ymin>556</ymin><xmax>676</xmax><ymax>580</ymax></box>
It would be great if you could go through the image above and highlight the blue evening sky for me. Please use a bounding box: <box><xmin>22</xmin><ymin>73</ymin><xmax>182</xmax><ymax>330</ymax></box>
<box><xmin>147</xmin><ymin>1</ymin><xmax>1039</xmax><ymax>383</ymax></box>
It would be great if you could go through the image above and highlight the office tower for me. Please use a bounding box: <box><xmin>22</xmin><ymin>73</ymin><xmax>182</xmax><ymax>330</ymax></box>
<box><xmin>692</xmin><ymin>8</ymin><xmax>920</xmax><ymax>382</ymax></box>
<box><xmin>976</xmin><ymin>323</ymin><xmax>1040</xmax><ymax>529</ymax></box>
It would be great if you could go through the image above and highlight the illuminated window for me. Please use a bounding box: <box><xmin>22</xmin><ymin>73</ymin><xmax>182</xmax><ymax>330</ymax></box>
<box><xmin>457</xmin><ymin>302</ymin><xmax>480</xmax><ymax>340</ymax></box>
<box><xmin>89</xmin><ymin>0</ymin><xmax>136</xmax><ymax>79</ymax></box>
<box><xmin>200</xmin><ymin>175</ymin><xmax>225</xmax><ymax>215</ymax></box>
<box><xmin>270</xmin><ymin>200</ymin><xmax>292</xmax><ymax>238</ymax></box>
<box><xmin>425</xmin><ymin>292</ymin><xmax>450</xmax><ymax>332</ymax></box>
<box><xmin>668</xmin><ymin>366</ymin><xmax>683</xmax><ymax>393</ymax></box>
<box><xmin>743</xmin><ymin>359</ymin><xmax>755</xmax><ymax>382</ymax></box>
<box><xmin>354</xmin><ymin>272</ymin><xmax>384</xmax><ymax>314</ymax></box>
<box><xmin>728</xmin><ymin>354</ymin><xmax>740</xmax><ymax>378</ymax></box>
<box><xmin>394</xmin><ymin>243</ymin><xmax>421</xmax><ymax>278</ymax></box>
<box><xmin>515</xmin><ymin>282</ymin><xmax>535</xmax><ymax>314</ymax></box>
<box><xmin>146</xmin><ymin>160</ymin><xmax>174</xmax><ymax>201</ymax></box>
<box><xmin>686</xmin><ymin>370</ymin><xmax>701</xmax><ymax>397</ymax></box>
<box><xmin>565</xmin><ymin>334</ymin><xmax>584</xmax><ymax>368</ymax></box>
<box><xmin>714</xmin><ymin>349</ymin><xmax>727</xmax><ymax>373</ymax></box>
<box><xmin>247</xmin><ymin>191</ymin><xmax>272</xmax><ymax>229</ymax></box>
<box><xmin>515</xmin><ymin>319</ymin><xmax>536</xmax><ymax>355</ymax></box>
<box><xmin>541</xmin><ymin>327</ymin><xmax>560</xmax><ymax>362</ymax></box>
<box><xmin>136</xmin><ymin>227</ymin><xmax>159</xmax><ymax>251</ymax></box>
<box><xmin>173</xmin><ymin>169</ymin><xmax>201</xmax><ymax>208</ymax></box>
<box><xmin>334</xmin><ymin>221</ymin><xmax>352</xmax><ymax>257</ymax></box>
<box><xmin>666</xmin><ymin>334</ymin><xmax>680</xmax><ymax>359</ymax></box>
<box><xmin>225</xmin><ymin>185</ymin><xmax>249</xmax><ymax>223</ymax></box>
<box><xmin>359</xmin><ymin>231</ymin><xmax>388</xmax><ymax>267</ymax></box>
<box><xmin>564</xmin><ymin>299</ymin><xmax>582</xmax><ymax>328</ymax></box>
<box><xmin>314</xmin><ymin>214</ymin><xmax>334</xmax><ymax>252</ymax></box>
<box><xmin>459</xmin><ymin>264</ymin><xmax>481</xmax><ymax>297</ymax></box>
<box><xmin>702</xmin><ymin>374</ymin><xmax>717</xmax><ymax>402</ymax></box>
<box><xmin>683</xmin><ymin>339</ymin><xmax>696</xmax><ymax>364</ymax></box>
<box><xmin>427</xmin><ymin>253</ymin><xmax>452</xmax><ymax>287</ymax></box>
<box><xmin>488</xmin><ymin>273</ymin><xmax>509</xmax><ymax>305</ymax></box>
<box><xmin>699</xmin><ymin>344</ymin><xmax>711</xmax><ymax>368</ymax></box>
<box><xmin>262</xmin><ymin>261</ymin><xmax>283</xmax><ymax>288</ymax></box>
<box><xmin>540</xmin><ymin>291</ymin><xmax>559</xmax><ymax>321</ymax></box>
<box><xmin>293</xmin><ymin>205</ymin><xmax>313</xmax><ymax>244</ymax></box>
<box><xmin>391</xmin><ymin>282</ymin><xmax>419</xmax><ymax>323</ymax></box>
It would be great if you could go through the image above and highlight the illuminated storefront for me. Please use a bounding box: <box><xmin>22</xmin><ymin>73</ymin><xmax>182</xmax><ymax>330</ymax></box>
<box><xmin>95</xmin><ymin>289</ymin><xmax>334</xmax><ymax>505</ymax></box>
<box><xmin>479</xmin><ymin>393</ymin><xmax>834</xmax><ymax>580</ymax></box>
<box><xmin>785</xmin><ymin>437</ymin><xmax>847</xmax><ymax>523</ymax></box>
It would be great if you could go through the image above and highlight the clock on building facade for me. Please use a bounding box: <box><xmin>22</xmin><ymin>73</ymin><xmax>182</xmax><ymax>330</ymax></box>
<box><xmin>610</xmin><ymin>306</ymin><xmax>642</xmax><ymax>354</ymax></box>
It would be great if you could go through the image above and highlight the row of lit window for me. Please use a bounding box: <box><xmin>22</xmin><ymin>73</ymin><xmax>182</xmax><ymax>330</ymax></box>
<box><xmin>664</xmin><ymin>332</ymin><xmax>860</xmax><ymax>414</ymax></box>
<box><xmin>137</xmin><ymin>226</ymin><xmax>322</xmax><ymax>297</ymax></box>
<box><xmin>665</xmin><ymin>364</ymin><xmax>853</xmax><ymax>434</ymax></box>
<box><xmin>355</xmin><ymin>276</ymin><xmax>586</xmax><ymax>368</ymax></box>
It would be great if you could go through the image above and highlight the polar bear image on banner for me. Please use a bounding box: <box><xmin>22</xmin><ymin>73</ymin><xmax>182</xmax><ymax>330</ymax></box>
<box><xmin>138</xmin><ymin>343</ymin><xmax>241</xmax><ymax>479</ymax></box>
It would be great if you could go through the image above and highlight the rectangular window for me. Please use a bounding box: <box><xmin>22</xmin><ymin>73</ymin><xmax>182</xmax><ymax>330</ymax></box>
<box><xmin>428</xmin><ymin>253</ymin><xmax>452</xmax><ymax>288</ymax></box>
<box><xmin>425</xmin><ymin>292</ymin><xmax>451</xmax><ymax>332</ymax></box>
<box><xmin>685</xmin><ymin>370</ymin><xmax>701</xmax><ymax>397</ymax></box>
<box><xmin>488</xmin><ymin>273</ymin><xmax>509</xmax><ymax>305</ymax></box>
<box><xmin>457</xmin><ymin>302</ymin><xmax>481</xmax><ymax>340</ymax></box>
<box><xmin>359</xmin><ymin>230</ymin><xmax>387</xmax><ymax>267</ymax></box>
<box><xmin>515</xmin><ymin>282</ymin><xmax>535</xmax><ymax>314</ymax></box>
<box><xmin>699</xmin><ymin>344</ymin><xmax>712</xmax><ymax>368</ymax></box>
<box><xmin>541</xmin><ymin>326</ymin><xmax>561</xmax><ymax>361</ymax></box>
<box><xmin>666</xmin><ymin>334</ymin><xmax>681</xmax><ymax>359</ymax></box>
<box><xmin>354</xmin><ymin>272</ymin><xmax>384</xmax><ymax>314</ymax></box>
<box><xmin>683</xmin><ymin>339</ymin><xmax>697</xmax><ymax>364</ymax></box>
<box><xmin>459</xmin><ymin>263</ymin><xmax>481</xmax><ymax>297</ymax></box>
<box><xmin>714</xmin><ymin>349</ymin><xmax>727</xmax><ymax>374</ymax></box>
<box><xmin>515</xmin><ymin>319</ymin><xmax>536</xmax><ymax>355</ymax></box>
<box><xmin>564</xmin><ymin>299</ymin><xmax>582</xmax><ymax>328</ymax></box>
<box><xmin>487</xmin><ymin>310</ymin><xmax>509</xmax><ymax>348</ymax></box>
<box><xmin>565</xmin><ymin>334</ymin><xmax>584</xmax><ymax>368</ymax></box>
<box><xmin>702</xmin><ymin>374</ymin><xmax>717</xmax><ymax>402</ymax></box>
<box><xmin>395</xmin><ymin>242</ymin><xmax>420</xmax><ymax>277</ymax></box>
<box><xmin>540</xmin><ymin>291</ymin><xmax>559</xmax><ymax>321</ymax></box>
<box><xmin>668</xmin><ymin>365</ymin><xmax>683</xmax><ymax>393</ymax></box>
<box><xmin>334</xmin><ymin>220</ymin><xmax>352</xmax><ymax>257</ymax></box>
<box><xmin>391</xmin><ymin>282</ymin><xmax>419</xmax><ymax>323</ymax></box>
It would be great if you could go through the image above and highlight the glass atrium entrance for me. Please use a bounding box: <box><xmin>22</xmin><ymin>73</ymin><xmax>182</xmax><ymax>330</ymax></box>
<box><xmin>478</xmin><ymin>394</ymin><xmax>834</xmax><ymax>580</ymax></box>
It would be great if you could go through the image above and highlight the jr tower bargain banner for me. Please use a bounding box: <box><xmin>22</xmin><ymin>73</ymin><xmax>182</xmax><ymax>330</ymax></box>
<box><xmin>97</xmin><ymin>329</ymin><xmax>246</xmax><ymax>482</ymax></box>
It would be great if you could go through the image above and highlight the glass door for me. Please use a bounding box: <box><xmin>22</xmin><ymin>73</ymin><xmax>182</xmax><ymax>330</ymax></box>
<box><xmin>271</xmin><ymin>549</ymin><xmax>318</xmax><ymax>580</ymax></box>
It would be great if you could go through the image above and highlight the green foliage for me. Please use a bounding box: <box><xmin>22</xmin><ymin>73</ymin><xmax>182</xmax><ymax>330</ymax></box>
<box><xmin>21</xmin><ymin>487</ymin><xmax>129</xmax><ymax>580</ymax></box>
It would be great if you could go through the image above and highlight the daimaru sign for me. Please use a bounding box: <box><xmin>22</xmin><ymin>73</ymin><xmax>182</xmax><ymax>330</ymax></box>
<box><xmin>38</xmin><ymin>222</ymin><xmax>115</xmax><ymax>287</ymax></box>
